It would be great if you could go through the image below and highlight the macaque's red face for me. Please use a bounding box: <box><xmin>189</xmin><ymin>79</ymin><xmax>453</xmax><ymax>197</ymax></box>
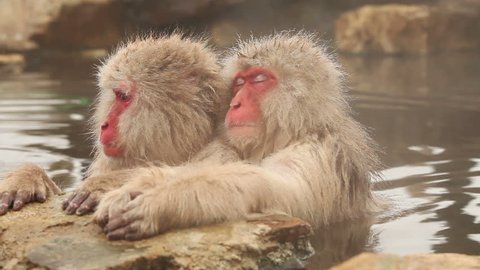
<box><xmin>225</xmin><ymin>67</ymin><xmax>277</xmax><ymax>136</ymax></box>
<box><xmin>100</xmin><ymin>81</ymin><xmax>135</xmax><ymax>157</ymax></box>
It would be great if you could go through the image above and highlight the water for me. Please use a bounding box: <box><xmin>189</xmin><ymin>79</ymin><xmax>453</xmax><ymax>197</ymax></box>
<box><xmin>307</xmin><ymin>52</ymin><xmax>480</xmax><ymax>268</ymax></box>
<box><xmin>1</xmin><ymin>52</ymin><xmax>479</xmax><ymax>268</ymax></box>
<box><xmin>0</xmin><ymin>55</ymin><xmax>96</xmax><ymax>190</ymax></box>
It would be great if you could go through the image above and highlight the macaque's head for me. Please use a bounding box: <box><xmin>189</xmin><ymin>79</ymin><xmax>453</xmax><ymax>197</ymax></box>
<box><xmin>222</xmin><ymin>33</ymin><xmax>349</xmax><ymax>153</ymax></box>
<box><xmin>94</xmin><ymin>34</ymin><xmax>227</xmax><ymax>165</ymax></box>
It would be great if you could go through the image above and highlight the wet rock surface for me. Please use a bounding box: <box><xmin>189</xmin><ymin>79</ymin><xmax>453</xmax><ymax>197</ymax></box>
<box><xmin>0</xmin><ymin>195</ymin><xmax>313</xmax><ymax>270</ymax></box>
<box><xmin>0</xmin><ymin>0</ymin><xmax>246</xmax><ymax>52</ymax></box>
<box><xmin>335</xmin><ymin>4</ymin><xmax>480</xmax><ymax>54</ymax></box>
<box><xmin>331</xmin><ymin>252</ymin><xmax>480</xmax><ymax>270</ymax></box>
<box><xmin>0</xmin><ymin>54</ymin><xmax>25</xmax><ymax>75</ymax></box>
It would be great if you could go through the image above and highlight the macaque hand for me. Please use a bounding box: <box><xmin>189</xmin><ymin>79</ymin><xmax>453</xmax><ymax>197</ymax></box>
<box><xmin>93</xmin><ymin>183</ymin><xmax>146</xmax><ymax>230</ymax></box>
<box><xmin>0</xmin><ymin>164</ymin><xmax>62</xmax><ymax>215</ymax></box>
<box><xmin>101</xmin><ymin>192</ymin><xmax>163</xmax><ymax>241</ymax></box>
<box><xmin>62</xmin><ymin>175</ymin><xmax>109</xmax><ymax>216</ymax></box>
<box><xmin>62</xmin><ymin>171</ymin><xmax>132</xmax><ymax>216</ymax></box>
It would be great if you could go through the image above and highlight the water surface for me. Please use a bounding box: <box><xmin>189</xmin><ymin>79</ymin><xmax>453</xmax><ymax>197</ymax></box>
<box><xmin>0</xmin><ymin>52</ymin><xmax>479</xmax><ymax>269</ymax></box>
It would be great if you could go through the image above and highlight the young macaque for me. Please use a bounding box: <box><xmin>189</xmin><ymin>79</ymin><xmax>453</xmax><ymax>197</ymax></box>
<box><xmin>94</xmin><ymin>32</ymin><xmax>381</xmax><ymax>241</ymax></box>
<box><xmin>0</xmin><ymin>33</ymin><xmax>231</xmax><ymax>216</ymax></box>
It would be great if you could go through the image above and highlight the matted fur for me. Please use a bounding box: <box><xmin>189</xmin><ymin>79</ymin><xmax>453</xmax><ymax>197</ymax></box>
<box><xmin>0</xmin><ymin>33</ymin><xmax>230</xmax><ymax>216</ymax></box>
<box><xmin>89</xmin><ymin>33</ymin><xmax>229</xmax><ymax>175</ymax></box>
<box><xmin>94</xmin><ymin>32</ymin><xmax>382</xmax><ymax>239</ymax></box>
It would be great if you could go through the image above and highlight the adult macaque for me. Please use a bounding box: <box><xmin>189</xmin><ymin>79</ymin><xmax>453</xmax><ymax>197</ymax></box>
<box><xmin>94</xmin><ymin>33</ymin><xmax>381</xmax><ymax>241</ymax></box>
<box><xmin>0</xmin><ymin>34</ymin><xmax>230</xmax><ymax>216</ymax></box>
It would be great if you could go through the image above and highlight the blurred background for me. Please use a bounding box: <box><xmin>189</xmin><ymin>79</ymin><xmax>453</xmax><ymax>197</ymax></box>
<box><xmin>0</xmin><ymin>0</ymin><xmax>479</xmax><ymax>269</ymax></box>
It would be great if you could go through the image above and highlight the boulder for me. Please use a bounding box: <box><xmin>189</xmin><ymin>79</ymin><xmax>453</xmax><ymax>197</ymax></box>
<box><xmin>0</xmin><ymin>195</ymin><xmax>313</xmax><ymax>270</ymax></box>
<box><xmin>335</xmin><ymin>4</ymin><xmax>480</xmax><ymax>54</ymax></box>
<box><xmin>0</xmin><ymin>0</ymin><xmax>246</xmax><ymax>52</ymax></box>
<box><xmin>0</xmin><ymin>0</ymin><xmax>123</xmax><ymax>51</ymax></box>
<box><xmin>332</xmin><ymin>252</ymin><xmax>480</xmax><ymax>270</ymax></box>
<box><xmin>0</xmin><ymin>54</ymin><xmax>25</xmax><ymax>75</ymax></box>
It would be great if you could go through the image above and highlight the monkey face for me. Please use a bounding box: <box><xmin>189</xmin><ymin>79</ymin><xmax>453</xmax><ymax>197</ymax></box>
<box><xmin>225</xmin><ymin>67</ymin><xmax>277</xmax><ymax>138</ymax></box>
<box><xmin>99</xmin><ymin>81</ymin><xmax>136</xmax><ymax>157</ymax></box>
<box><xmin>94</xmin><ymin>35</ymin><xmax>226</xmax><ymax>165</ymax></box>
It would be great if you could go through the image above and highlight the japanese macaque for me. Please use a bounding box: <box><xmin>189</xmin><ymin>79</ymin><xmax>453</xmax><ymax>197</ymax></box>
<box><xmin>94</xmin><ymin>32</ymin><xmax>381</xmax><ymax>241</ymax></box>
<box><xmin>0</xmin><ymin>34</ymin><xmax>230</xmax><ymax>216</ymax></box>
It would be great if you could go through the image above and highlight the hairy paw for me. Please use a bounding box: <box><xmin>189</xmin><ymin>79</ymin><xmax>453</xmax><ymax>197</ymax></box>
<box><xmin>93</xmin><ymin>188</ymin><xmax>143</xmax><ymax>229</ymax></box>
<box><xmin>102</xmin><ymin>193</ymin><xmax>163</xmax><ymax>241</ymax></box>
<box><xmin>0</xmin><ymin>164</ymin><xmax>62</xmax><ymax>215</ymax></box>
<box><xmin>62</xmin><ymin>189</ymin><xmax>104</xmax><ymax>216</ymax></box>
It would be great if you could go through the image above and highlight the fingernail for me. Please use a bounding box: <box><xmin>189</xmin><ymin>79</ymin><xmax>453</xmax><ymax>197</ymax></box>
<box><xmin>13</xmin><ymin>201</ymin><xmax>23</xmax><ymax>210</ymax></box>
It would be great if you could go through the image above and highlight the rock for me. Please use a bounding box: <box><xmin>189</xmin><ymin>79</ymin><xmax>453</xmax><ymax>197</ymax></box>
<box><xmin>0</xmin><ymin>0</ymin><xmax>249</xmax><ymax>52</ymax></box>
<box><xmin>0</xmin><ymin>195</ymin><xmax>313</xmax><ymax>270</ymax></box>
<box><xmin>331</xmin><ymin>252</ymin><xmax>480</xmax><ymax>270</ymax></box>
<box><xmin>0</xmin><ymin>54</ymin><xmax>25</xmax><ymax>75</ymax></box>
<box><xmin>338</xmin><ymin>51</ymin><xmax>480</xmax><ymax>96</ymax></box>
<box><xmin>0</xmin><ymin>0</ymin><xmax>124</xmax><ymax>51</ymax></box>
<box><xmin>335</xmin><ymin>4</ymin><xmax>480</xmax><ymax>54</ymax></box>
<box><xmin>210</xmin><ymin>19</ymin><xmax>240</xmax><ymax>48</ymax></box>
<box><xmin>129</xmin><ymin>0</ymin><xmax>246</xmax><ymax>27</ymax></box>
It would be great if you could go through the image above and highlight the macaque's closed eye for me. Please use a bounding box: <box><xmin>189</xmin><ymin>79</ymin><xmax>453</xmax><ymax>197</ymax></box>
<box><xmin>234</xmin><ymin>77</ymin><xmax>245</xmax><ymax>87</ymax></box>
<box><xmin>113</xmin><ymin>89</ymin><xmax>132</xmax><ymax>103</ymax></box>
<box><xmin>252</xmin><ymin>73</ymin><xmax>268</xmax><ymax>83</ymax></box>
<box><xmin>232</xmin><ymin>67</ymin><xmax>277</xmax><ymax>95</ymax></box>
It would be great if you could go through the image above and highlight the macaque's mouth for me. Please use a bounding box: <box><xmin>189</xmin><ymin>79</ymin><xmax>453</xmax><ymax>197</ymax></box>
<box><xmin>226</xmin><ymin>122</ymin><xmax>258</xmax><ymax>129</ymax></box>
<box><xmin>102</xmin><ymin>143</ymin><xmax>123</xmax><ymax>157</ymax></box>
<box><xmin>226</xmin><ymin>123</ymin><xmax>260</xmax><ymax>137</ymax></box>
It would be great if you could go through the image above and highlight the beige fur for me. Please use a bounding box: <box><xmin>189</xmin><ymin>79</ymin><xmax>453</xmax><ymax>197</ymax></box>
<box><xmin>95</xmin><ymin>32</ymin><xmax>381</xmax><ymax>239</ymax></box>
<box><xmin>70</xmin><ymin>33</ymin><xmax>230</xmax><ymax>207</ymax></box>
<box><xmin>0</xmin><ymin>33</ymin><xmax>230</xmax><ymax>215</ymax></box>
<box><xmin>0</xmin><ymin>164</ymin><xmax>62</xmax><ymax>214</ymax></box>
<box><xmin>90</xmin><ymin>33</ymin><xmax>228</xmax><ymax>174</ymax></box>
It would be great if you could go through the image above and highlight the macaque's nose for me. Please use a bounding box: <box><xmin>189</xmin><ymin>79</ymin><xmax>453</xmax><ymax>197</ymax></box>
<box><xmin>230</xmin><ymin>91</ymin><xmax>242</xmax><ymax>109</ymax></box>
<box><xmin>101</xmin><ymin>122</ymin><xmax>109</xmax><ymax>130</ymax></box>
<box><xmin>230</xmin><ymin>100</ymin><xmax>241</xmax><ymax>109</ymax></box>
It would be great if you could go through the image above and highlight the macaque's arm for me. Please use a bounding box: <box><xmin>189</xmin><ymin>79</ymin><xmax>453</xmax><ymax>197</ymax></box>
<box><xmin>65</xmin><ymin>139</ymin><xmax>240</xmax><ymax>216</ymax></box>
<box><xmin>97</xmin><ymin>142</ymin><xmax>328</xmax><ymax>240</ymax></box>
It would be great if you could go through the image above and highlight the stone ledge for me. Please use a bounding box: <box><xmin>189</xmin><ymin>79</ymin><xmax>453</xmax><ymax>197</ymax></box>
<box><xmin>0</xmin><ymin>54</ymin><xmax>25</xmax><ymax>75</ymax></box>
<box><xmin>335</xmin><ymin>4</ymin><xmax>480</xmax><ymax>54</ymax></box>
<box><xmin>332</xmin><ymin>252</ymin><xmax>480</xmax><ymax>270</ymax></box>
<box><xmin>0</xmin><ymin>195</ymin><xmax>313</xmax><ymax>270</ymax></box>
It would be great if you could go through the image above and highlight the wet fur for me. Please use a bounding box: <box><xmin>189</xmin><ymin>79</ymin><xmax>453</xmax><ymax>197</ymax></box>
<box><xmin>0</xmin><ymin>33</ymin><xmax>230</xmax><ymax>213</ymax></box>
<box><xmin>95</xmin><ymin>32</ymin><xmax>381</xmax><ymax>239</ymax></box>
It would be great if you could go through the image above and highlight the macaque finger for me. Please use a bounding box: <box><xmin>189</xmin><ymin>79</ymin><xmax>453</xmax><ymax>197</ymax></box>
<box><xmin>105</xmin><ymin>215</ymin><xmax>132</xmax><ymax>233</ymax></box>
<box><xmin>106</xmin><ymin>227</ymin><xmax>130</xmax><ymax>241</ymax></box>
<box><xmin>94</xmin><ymin>214</ymin><xmax>109</xmax><ymax>228</ymax></box>
<box><xmin>12</xmin><ymin>190</ymin><xmax>32</xmax><ymax>211</ymax></box>
<box><xmin>0</xmin><ymin>191</ymin><xmax>15</xmax><ymax>215</ymax></box>
<box><xmin>62</xmin><ymin>192</ymin><xmax>77</xmax><ymax>210</ymax></box>
<box><xmin>65</xmin><ymin>191</ymin><xmax>90</xmax><ymax>215</ymax></box>
<box><xmin>76</xmin><ymin>195</ymin><xmax>98</xmax><ymax>216</ymax></box>
<box><xmin>125</xmin><ymin>225</ymin><xmax>154</xmax><ymax>241</ymax></box>
<box><xmin>35</xmin><ymin>192</ymin><xmax>47</xmax><ymax>203</ymax></box>
<box><xmin>125</xmin><ymin>231</ymin><xmax>148</xmax><ymax>241</ymax></box>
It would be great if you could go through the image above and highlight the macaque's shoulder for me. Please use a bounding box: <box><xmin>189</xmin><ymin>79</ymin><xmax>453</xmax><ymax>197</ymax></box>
<box><xmin>191</xmin><ymin>138</ymin><xmax>240</xmax><ymax>164</ymax></box>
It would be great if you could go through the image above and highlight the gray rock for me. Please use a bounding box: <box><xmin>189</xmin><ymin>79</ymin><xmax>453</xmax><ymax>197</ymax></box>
<box><xmin>331</xmin><ymin>252</ymin><xmax>480</xmax><ymax>270</ymax></box>
<box><xmin>0</xmin><ymin>195</ymin><xmax>313</xmax><ymax>270</ymax></box>
<box><xmin>0</xmin><ymin>54</ymin><xmax>25</xmax><ymax>75</ymax></box>
<box><xmin>0</xmin><ymin>0</ymin><xmax>247</xmax><ymax>52</ymax></box>
<box><xmin>334</xmin><ymin>4</ymin><xmax>480</xmax><ymax>54</ymax></box>
<box><xmin>0</xmin><ymin>0</ymin><xmax>124</xmax><ymax>51</ymax></box>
